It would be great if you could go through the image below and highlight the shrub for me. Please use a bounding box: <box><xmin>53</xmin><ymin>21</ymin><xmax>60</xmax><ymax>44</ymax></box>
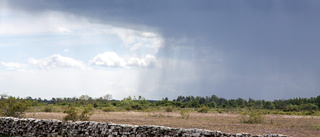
<box><xmin>0</xmin><ymin>97</ymin><xmax>29</xmax><ymax>117</ymax></box>
<box><xmin>197</xmin><ymin>106</ymin><xmax>210</xmax><ymax>113</ymax></box>
<box><xmin>132</xmin><ymin>104</ymin><xmax>145</xmax><ymax>110</ymax></box>
<box><xmin>240</xmin><ymin>110</ymin><xmax>265</xmax><ymax>124</ymax></box>
<box><xmin>43</xmin><ymin>105</ymin><xmax>53</xmax><ymax>112</ymax></box>
<box><xmin>165</xmin><ymin>106</ymin><xmax>174</xmax><ymax>112</ymax></box>
<box><xmin>305</xmin><ymin>110</ymin><xmax>316</xmax><ymax>115</ymax></box>
<box><xmin>64</xmin><ymin>106</ymin><xmax>94</xmax><ymax>121</ymax></box>
<box><xmin>79</xmin><ymin>106</ymin><xmax>94</xmax><ymax>121</ymax></box>
<box><xmin>63</xmin><ymin>106</ymin><xmax>78</xmax><ymax>121</ymax></box>
<box><xmin>142</xmin><ymin>108</ymin><xmax>154</xmax><ymax>112</ymax></box>
<box><xmin>180</xmin><ymin>109</ymin><xmax>191</xmax><ymax>119</ymax></box>
<box><xmin>102</xmin><ymin>106</ymin><xmax>117</xmax><ymax>112</ymax></box>
<box><xmin>123</xmin><ymin>105</ymin><xmax>133</xmax><ymax>111</ymax></box>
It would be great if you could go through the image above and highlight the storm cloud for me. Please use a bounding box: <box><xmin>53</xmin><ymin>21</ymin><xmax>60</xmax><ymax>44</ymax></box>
<box><xmin>2</xmin><ymin>0</ymin><xmax>320</xmax><ymax>100</ymax></box>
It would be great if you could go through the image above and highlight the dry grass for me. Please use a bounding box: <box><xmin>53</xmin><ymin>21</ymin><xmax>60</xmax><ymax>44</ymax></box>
<box><xmin>24</xmin><ymin>111</ymin><xmax>320</xmax><ymax>137</ymax></box>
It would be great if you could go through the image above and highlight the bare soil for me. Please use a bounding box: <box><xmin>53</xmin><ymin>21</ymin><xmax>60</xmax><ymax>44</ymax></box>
<box><xmin>24</xmin><ymin>111</ymin><xmax>320</xmax><ymax>137</ymax></box>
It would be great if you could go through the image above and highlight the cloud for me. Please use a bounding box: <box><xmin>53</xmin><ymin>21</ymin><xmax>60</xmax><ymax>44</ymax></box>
<box><xmin>128</xmin><ymin>55</ymin><xmax>158</xmax><ymax>68</ymax></box>
<box><xmin>1</xmin><ymin>62</ymin><xmax>28</xmax><ymax>71</ymax></box>
<box><xmin>0</xmin><ymin>9</ymin><xmax>93</xmax><ymax>36</ymax></box>
<box><xmin>111</xmin><ymin>28</ymin><xmax>163</xmax><ymax>54</ymax></box>
<box><xmin>29</xmin><ymin>54</ymin><xmax>88</xmax><ymax>70</ymax></box>
<box><xmin>90</xmin><ymin>52</ymin><xmax>126</xmax><ymax>68</ymax></box>
<box><xmin>0</xmin><ymin>69</ymin><xmax>141</xmax><ymax>100</ymax></box>
<box><xmin>0</xmin><ymin>6</ymin><xmax>164</xmax><ymax>56</ymax></box>
<box><xmin>91</xmin><ymin>52</ymin><xmax>159</xmax><ymax>68</ymax></box>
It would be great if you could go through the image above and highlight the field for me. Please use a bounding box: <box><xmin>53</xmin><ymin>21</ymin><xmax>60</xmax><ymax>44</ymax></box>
<box><xmin>24</xmin><ymin>111</ymin><xmax>320</xmax><ymax>137</ymax></box>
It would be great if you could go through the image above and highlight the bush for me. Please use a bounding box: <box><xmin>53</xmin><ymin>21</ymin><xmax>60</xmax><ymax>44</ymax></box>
<box><xmin>0</xmin><ymin>97</ymin><xmax>29</xmax><ymax>117</ymax></box>
<box><xmin>132</xmin><ymin>104</ymin><xmax>146</xmax><ymax>110</ymax></box>
<box><xmin>43</xmin><ymin>105</ymin><xmax>53</xmax><ymax>112</ymax></box>
<box><xmin>197</xmin><ymin>106</ymin><xmax>210</xmax><ymax>113</ymax></box>
<box><xmin>240</xmin><ymin>110</ymin><xmax>265</xmax><ymax>124</ymax></box>
<box><xmin>123</xmin><ymin>105</ymin><xmax>133</xmax><ymax>111</ymax></box>
<box><xmin>305</xmin><ymin>110</ymin><xmax>316</xmax><ymax>115</ymax></box>
<box><xmin>63</xmin><ymin>106</ymin><xmax>79</xmax><ymax>121</ymax></box>
<box><xmin>64</xmin><ymin>106</ymin><xmax>94</xmax><ymax>121</ymax></box>
<box><xmin>165</xmin><ymin>106</ymin><xmax>174</xmax><ymax>112</ymax></box>
<box><xmin>180</xmin><ymin>109</ymin><xmax>191</xmax><ymax>119</ymax></box>
<box><xmin>102</xmin><ymin>106</ymin><xmax>117</xmax><ymax>112</ymax></box>
<box><xmin>79</xmin><ymin>106</ymin><xmax>93</xmax><ymax>121</ymax></box>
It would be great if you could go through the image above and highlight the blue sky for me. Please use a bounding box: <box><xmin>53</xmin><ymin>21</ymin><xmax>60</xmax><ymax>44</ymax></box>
<box><xmin>1</xmin><ymin>0</ymin><xmax>320</xmax><ymax>100</ymax></box>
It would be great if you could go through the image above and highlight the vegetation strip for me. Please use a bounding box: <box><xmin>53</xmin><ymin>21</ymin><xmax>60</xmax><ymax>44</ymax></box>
<box><xmin>1</xmin><ymin>94</ymin><xmax>319</xmax><ymax>136</ymax></box>
<box><xmin>1</xmin><ymin>94</ymin><xmax>320</xmax><ymax>116</ymax></box>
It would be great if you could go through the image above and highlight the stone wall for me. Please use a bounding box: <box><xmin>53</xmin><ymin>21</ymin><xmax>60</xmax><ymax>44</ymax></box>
<box><xmin>0</xmin><ymin>117</ymin><xmax>288</xmax><ymax>137</ymax></box>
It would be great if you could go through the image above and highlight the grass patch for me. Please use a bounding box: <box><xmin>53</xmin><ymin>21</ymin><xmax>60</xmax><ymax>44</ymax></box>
<box><xmin>165</xmin><ymin>106</ymin><xmax>174</xmax><ymax>112</ymax></box>
<box><xmin>313</xmin><ymin>124</ymin><xmax>320</xmax><ymax>130</ymax></box>
<box><xmin>240</xmin><ymin>109</ymin><xmax>265</xmax><ymax>124</ymax></box>
<box><xmin>148</xmin><ymin>113</ymin><xmax>171</xmax><ymax>118</ymax></box>
<box><xmin>180</xmin><ymin>109</ymin><xmax>191</xmax><ymax>119</ymax></box>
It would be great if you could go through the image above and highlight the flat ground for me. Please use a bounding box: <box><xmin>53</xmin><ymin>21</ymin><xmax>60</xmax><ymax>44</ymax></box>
<box><xmin>24</xmin><ymin>111</ymin><xmax>320</xmax><ymax>137</ymax></box>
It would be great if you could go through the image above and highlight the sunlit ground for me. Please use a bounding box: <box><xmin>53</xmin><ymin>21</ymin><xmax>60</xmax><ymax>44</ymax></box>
<box><xmin>24</xmin><ymin>111</ymin><xmax>320</xmax><ymax>137</ymax></box>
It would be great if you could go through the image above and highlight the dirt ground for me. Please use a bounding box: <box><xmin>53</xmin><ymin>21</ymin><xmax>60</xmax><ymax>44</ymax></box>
<box><xmin>24</xmin><ymin>111</ymin><xmax>320</xmax><ymax>137</ymax></box>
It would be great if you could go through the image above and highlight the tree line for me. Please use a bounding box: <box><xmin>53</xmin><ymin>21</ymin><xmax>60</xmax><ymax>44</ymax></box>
<box><xmin>2</xmin><ymin>94</ymin><xmax>319</xmax><ymax>113</ymax></box>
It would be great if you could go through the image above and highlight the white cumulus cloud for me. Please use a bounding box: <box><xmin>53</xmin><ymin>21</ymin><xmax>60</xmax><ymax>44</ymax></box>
<box><xmin>29</xmin><ymin>54</ymin><xmax>88</xmax><ymax>70</ymax></box>
<box><xmin>91</xmin><ymin>52</ymin><xmax>159</xmax><ymax>68</ymax></box>
<box><xmin>90</xmin><ymin>52</ymin><xmax>127</xmax><ymax>68</ymax></box>
<box><xmin>128</xmin><ymin>55</ymin><xmax>158</xmax><ymax>68</ymax></box>
<box><xmin>1</xmin><ymin>62</ymin><xmax>28</xmax><ymax>71</ymax></box>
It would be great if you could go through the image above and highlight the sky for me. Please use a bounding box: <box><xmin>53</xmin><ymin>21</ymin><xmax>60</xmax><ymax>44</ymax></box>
<box><xmin>0</xmin><ymin>0</ymin><xmax>320</xmax><ymax>100</ymax></box>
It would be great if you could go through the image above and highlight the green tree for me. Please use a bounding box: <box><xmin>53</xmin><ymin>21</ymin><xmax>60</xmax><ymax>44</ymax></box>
<box><xmin>208</xmin><ymin>101</ymin><xmax>217</xmax><ymax>108</ymax></box>
<box><xmin>218</xmin><ymin>98</ymin><xmax>228</xmax><ymax>108</ymax></box>
<box><xmin>283</xmin><ymin>104</ymin><xmax>300</xmax><ymax>112</ymax></box>
<box><xmin>253</xmin><ymin>100</ymin><xmax>263</xmax><ymax>109</ymax></box>
<box><xmin>316</xmin><ymin>95</ymin><xmax>320</xmax><ymax>107</ymax></box>
<box><xmin>236</xmin><ymin>98</ymin><xmax>247</xmax><ymax>108</ymax></box>
<box><xmin>228</xmin><ymin>99</ymin><xmax>238</xmax><ymax>108</ymax></box>
<box><xmin>300</xmin><ymin>103</ymin><xmax>318</xmax><ymax>111</ymax></box>
<box><xmin>247</xmin><ymin>98</ymin><xmax>255</xmax><ymax>108</ymax></box>
<box><xmin>264</xmin><ymin>101</ymin><xmax>275</xmax><ymax>110</ymax></box>
<box><xmin>274</xmin><ymin>99</ymin><xmax>287</xmax><ymax>109</ymax></box>
<box><xmin>120</xmin><ymin>96</ymin><xmax>134</xmax><ymax>111</ymax></box>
